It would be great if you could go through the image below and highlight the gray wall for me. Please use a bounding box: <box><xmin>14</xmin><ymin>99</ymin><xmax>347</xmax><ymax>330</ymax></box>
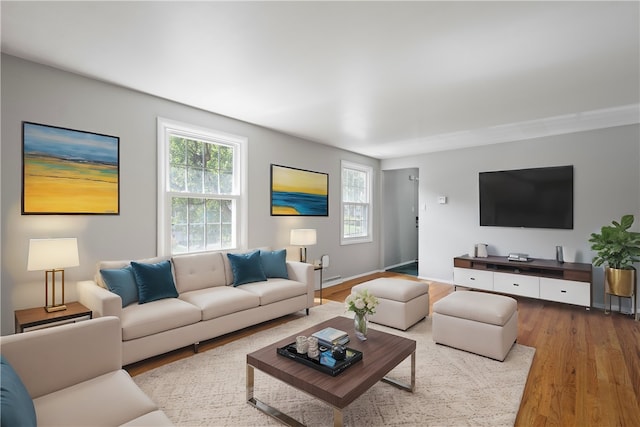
<box><xmin>1</xmin><ymin>54</ymin><xmax>381</xmax><ymax>335</ymax></box>
<box><xmin>383</xmin><ymin>125</ymin><xmax>640</xmax><ymax>311</ymax></box>
<box><xmin>382</xmin><ymin>168</ymin><xmax>418</xmax><ymax>268</ymax></box>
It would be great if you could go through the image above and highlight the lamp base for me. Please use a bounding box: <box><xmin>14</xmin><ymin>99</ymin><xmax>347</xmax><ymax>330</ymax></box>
<box><xmin>45</xmin><ymin>304</ymin><xmax>67</xmax><ymax>313</ymax></box>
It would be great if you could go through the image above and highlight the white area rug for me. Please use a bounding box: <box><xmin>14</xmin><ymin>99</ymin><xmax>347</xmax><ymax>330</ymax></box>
<box><xmin>133</xmin><ymin>302</ymin><xmax>535</xmax><ymax>426</ymax></box>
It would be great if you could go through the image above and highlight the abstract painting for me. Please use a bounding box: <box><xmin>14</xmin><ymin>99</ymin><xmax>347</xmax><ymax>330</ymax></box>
<box><xmin>270</xmin><ymin>164</ymin><xmax>328</xmax><ymax>216</ymax></box>
<box><xmin>22</xmin><ymin>122</ymin><xmax>120</xmax><ymax>214</ymax></box>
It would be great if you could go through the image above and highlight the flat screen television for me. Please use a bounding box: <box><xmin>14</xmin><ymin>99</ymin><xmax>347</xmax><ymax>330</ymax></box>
<box><xmin>479</xmin><ymin>165</ymin><xmax>573</xmax><ymax>229</ymax></box>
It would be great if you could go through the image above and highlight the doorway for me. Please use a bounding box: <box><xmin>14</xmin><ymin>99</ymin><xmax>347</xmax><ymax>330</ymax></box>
<box><xmin>382</xmin><ymin>168</ymin><xmax>419</xmax><ymax>275</ymax></box>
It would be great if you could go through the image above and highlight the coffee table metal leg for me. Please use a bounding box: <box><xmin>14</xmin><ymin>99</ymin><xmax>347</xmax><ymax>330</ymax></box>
<box><xmin>381</xmin><ymin>350</ymin><xmax>415</xmax><ymax>392</ymax></box>
<box><xmin>246</xmin><ymin>363</ymin><xmax>254</xmax><ymax>401</ymax></box>
<box><xmin>246</xmin><ymin>363</ymin><xmax>305</xmax><ymax>427</ymax></box>
<box><xmin>333</xmin><ymin>408</ymin><xmax>343</xmax><ymax>427</ymax></box>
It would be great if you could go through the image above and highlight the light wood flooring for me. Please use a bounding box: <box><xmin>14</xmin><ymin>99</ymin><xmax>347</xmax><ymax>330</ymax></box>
<box><xmin>126</xmin><ymin>271</ymin><xmax>640</xmax><ymax>426</ymax></box>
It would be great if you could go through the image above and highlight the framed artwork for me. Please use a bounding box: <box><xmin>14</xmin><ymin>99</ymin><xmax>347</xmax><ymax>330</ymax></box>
<box><xmin>270</xmin><ymin>164</ymin><xmax>328</xmax><ymax>216</ymax></box>
<box><xmin>22</xmin><ymin>122</ymin><xmax>120</xmax><ymax>215</ymax></box>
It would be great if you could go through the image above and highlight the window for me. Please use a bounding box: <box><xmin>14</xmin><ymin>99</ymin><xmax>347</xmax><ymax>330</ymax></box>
<box><xmin>157</xmin><ymin>118</ymin><xmax>247</xmax><ymax>255</ymax></box>
<box><xmin>341</xmin><ymin>160</ymin><xmax>373</xmax><ymax>244</ymax></box>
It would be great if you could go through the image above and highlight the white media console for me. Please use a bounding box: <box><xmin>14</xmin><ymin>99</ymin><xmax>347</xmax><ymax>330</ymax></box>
<box><xmin>453</xmin><ymin>255</ymin><xmax>592</xmax><ymax>308</ymax></box>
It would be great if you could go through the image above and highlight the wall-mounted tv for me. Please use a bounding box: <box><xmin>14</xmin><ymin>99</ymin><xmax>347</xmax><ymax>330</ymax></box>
<box><xmin>479</xmin><ymin>165</ymin><xmax>573</xmax><ymax>229</ymax></box>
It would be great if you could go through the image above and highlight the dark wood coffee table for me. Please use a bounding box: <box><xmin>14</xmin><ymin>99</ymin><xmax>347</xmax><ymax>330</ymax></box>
<box><xmin>246</xmin><ymin>316</ymin><xmax>416</xmax><ymax>427</ymax></box>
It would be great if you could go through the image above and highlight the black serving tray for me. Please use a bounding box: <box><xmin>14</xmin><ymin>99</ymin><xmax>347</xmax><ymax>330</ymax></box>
<box><xmin>276</xmin><ymin>342</ymin><xmax>363</xmax><ymax>376</ymax></box>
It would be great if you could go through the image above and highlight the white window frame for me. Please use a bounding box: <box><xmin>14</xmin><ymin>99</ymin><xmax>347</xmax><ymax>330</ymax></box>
<box><xmin>157</xmin><ymin>117</ymin><xmax>248</xmax><ymax>256</ymax></box>
<box><xmin>341</xmin><ymin>160</ymin><xmax>373</xmax><ymax>245</ymax></box>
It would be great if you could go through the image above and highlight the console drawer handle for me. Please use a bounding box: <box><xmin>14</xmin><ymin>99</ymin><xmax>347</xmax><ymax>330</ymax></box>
<box><xmin>470</xmin><ymin>277</ymin><xmax>475</xmax><ymax>280</ymax></box>
<box><xmin>513</xmin><ymin>283</ymin><xmax>519</xmax><ymax>286</ymax></box>
<box><xmin>561</xmin><ymin>290</ymin><xmax>567</xmax><ymax>293</ymax></box>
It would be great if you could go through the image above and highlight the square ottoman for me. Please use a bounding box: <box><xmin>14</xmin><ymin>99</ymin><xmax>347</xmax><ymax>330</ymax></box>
<box><xmin>351</xmin><ymin>278</ymin><xmax>430</xmax><ymax>330</ymax></box>
<box><xmin>432</xmin><ymin>291</ymin><xmax>518</xmax><ymax>361</ymax></box>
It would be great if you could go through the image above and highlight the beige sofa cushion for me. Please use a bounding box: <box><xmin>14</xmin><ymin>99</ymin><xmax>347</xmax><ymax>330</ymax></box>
<box><xmin>238</xmin><ymin>278</ymin><xmax>308</xmax><ymax>305</ymax></box>
<box><xmin>172</xmin><ymin>251</ymin><xmax>227</xmax><ymax>293</ymax></box>
<box><xmin>33</xmin><ymin>370</ymin><xmax>158</xmax><ymax>427</ymax></box>
<box><xmin>121</xmin><ymin>298</ymin><xmax>201</xmax><ymax>341</ymax></box>
<box><xmin>179</xmin><ymin>286</ymin><xmax>261</xmax><ymax>321</ymax></box>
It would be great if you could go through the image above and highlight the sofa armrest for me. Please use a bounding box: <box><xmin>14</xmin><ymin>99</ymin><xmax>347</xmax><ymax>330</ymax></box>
<box><xmin>77</xmin><ymin>280</ymin><xmax>122</xmax><ymax>318</ymax></box>
<box><xmin>0</xmin><ymin>317</ymin><xmax>122</xmax><ymax>399</ymax></box>
<box><xmin>287</xmin><ymin>261</ymin><xmax>315</xmax><ymax>308</ymax></box>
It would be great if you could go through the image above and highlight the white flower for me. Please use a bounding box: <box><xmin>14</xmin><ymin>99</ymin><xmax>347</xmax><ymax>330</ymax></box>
<box><xmin>345</xmin><ymin>288</ymin><xmax>379</xmax><ymax>315</ymax></box>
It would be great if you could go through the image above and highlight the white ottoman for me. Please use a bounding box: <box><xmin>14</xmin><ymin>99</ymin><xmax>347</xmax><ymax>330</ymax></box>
<box><xmin>351</xmin><ymin>278</ymin><xmax>430</xmax><ymax>330</ymax></box>
<box><xmin>432</xmin><ymin>291</ymin><xmax>518</xmax><ymax>361</ymax></box>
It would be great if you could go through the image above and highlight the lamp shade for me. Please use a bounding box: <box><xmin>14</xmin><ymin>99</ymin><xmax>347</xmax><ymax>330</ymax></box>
<box><xmin>27</xmin><ymin>238</ymin><xmax>79</xmax><ymax>271</ymax></box>
<box><xmin>290</xmin><ymin>229</ymin><xmax>317</xmax><ymax>246</ymax></box>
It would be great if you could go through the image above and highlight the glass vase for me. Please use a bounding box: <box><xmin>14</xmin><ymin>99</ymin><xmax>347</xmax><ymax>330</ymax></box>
<box><xmin>354</xmin><ymin>312</ymin><xmax>368</xmax><ymax>341</ymax></box>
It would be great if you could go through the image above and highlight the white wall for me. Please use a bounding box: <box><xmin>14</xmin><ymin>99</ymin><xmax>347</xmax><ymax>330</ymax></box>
<box><xmin>382</xmin><ymin>168</ymin><xmax>418</xmax><ymax>268</ymax></box>
<box><xmin>383</xmin><ymin>125</ymin><xmax>640</xmax><ymax>311</ymax></box>
<box><xmin>0</xmin><ymin>55</ymin><xmax>381</xmax><ymax>335</ymax></box>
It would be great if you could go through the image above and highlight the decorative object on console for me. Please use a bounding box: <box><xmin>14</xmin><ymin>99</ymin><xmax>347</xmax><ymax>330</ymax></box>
<box><xmin>270</xmin><ymin>164</ymin><xmax>328</xmax><ymax>216</ymax></box>
<box><xmin>290</xmin><ymin>228</ymin><xmax>317</xmax><ymax>263</ymax></box>
<box><xmin>589</xmin><ymin>214</ymin><xmax>639</xmax><ymax>319</ymax></box>
<box><xmin>468</xmin><ymin>244</ymin><xmax>476</xmax><ymax>258</ymax></box>
<box><xmin>562</xmin><ymin>246</ymin><xmax>576</xmax><ymax>263</ymax></box>
<box><xmin>27</xmin><ymin>238</ymin><xmax>79</xmax><ymax>312</ymax></box>
<box><xmin>345</xmin><ymin>288</ymin><xmax>379</xmax><ymax>340</ymax></box>
<box><xmin>476</xmin><ymin>243</ymin><xmax>488</xmax><ymax>258</ymax></box>
<box><xmin>555</xmin><ymin>246</ymin><xmax>564</xmax><ymax>263</ymax></box>
<box><xmin>508</xmin><ymin>253</ymin><xmax>530</xmax><ymax>262</ymax></box>
<box><xmin>22</xmin><ymin>122</ymin><xmax>120</xmax><ymax>215</ymax></box>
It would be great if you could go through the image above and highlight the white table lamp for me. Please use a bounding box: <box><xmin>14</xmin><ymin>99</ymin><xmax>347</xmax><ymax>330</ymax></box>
<box><xmin>290</xmin><ymin>229</ymin><xmax>316</xmax><ymax>263</ymax></box>
<box><xmin>27</xmin><ymin>238</ymin><xmax>79</xmax><ymax>312</ymax></box>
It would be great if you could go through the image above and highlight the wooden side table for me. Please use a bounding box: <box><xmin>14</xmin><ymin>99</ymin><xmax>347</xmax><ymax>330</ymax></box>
<box><xmin>15</xmin><ymin>301</ymin><xmax>92</xmax><ymax>333</ymax></box>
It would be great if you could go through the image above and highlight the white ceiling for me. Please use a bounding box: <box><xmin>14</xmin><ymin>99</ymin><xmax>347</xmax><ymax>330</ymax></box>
<box><xmin>2</xmin><ymin>1</ymin><xmax>639</xmax><ymax>159</ymax></box>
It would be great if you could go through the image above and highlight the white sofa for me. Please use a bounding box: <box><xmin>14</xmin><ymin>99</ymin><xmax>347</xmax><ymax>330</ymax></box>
<box><xmin>78</xmin><ymin>250</ymin><xmax>314</xmax><ymax>365</ymax></box>
<box><xmin>0</xmin><ymin>317</ymin><xmax>172</xmax><ymax>426</ymax></box>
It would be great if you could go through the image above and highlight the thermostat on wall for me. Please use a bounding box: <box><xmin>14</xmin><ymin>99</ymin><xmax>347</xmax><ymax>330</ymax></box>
<box><xmin>437</xmin><ymin>196</ymin><xmax>447</xmax><ymax>204</ymax></box>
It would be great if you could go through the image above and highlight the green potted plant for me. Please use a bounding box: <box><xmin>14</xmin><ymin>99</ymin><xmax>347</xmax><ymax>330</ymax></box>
<box><xmin>589</xmin><ymin>214</ymin><xmax>640</xmax><ymax>296</ymax></box>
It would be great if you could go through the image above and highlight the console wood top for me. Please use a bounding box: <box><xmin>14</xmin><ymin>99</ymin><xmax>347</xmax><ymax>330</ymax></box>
<box><xmin>454</xmin><ymin>255</ymin><xmax>592</xmax><ymax>282</ymax></box>
<box><xmin>455</xmin><ymin>254</ymin><xmax>591</xmax><ymax>271</ymax></box>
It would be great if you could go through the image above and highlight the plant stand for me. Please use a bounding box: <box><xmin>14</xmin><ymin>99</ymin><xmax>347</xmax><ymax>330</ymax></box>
<box><xmin>604</xmin><ymin>268</ymin><xmax>638</xmax><ymax>321</ymax></box>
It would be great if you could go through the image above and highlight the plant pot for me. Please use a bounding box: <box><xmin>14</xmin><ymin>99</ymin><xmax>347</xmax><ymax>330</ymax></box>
<box><xmin>605</xmin><ymin>267</ymin><xmax>636</xmax><ymax>297</ymax></box>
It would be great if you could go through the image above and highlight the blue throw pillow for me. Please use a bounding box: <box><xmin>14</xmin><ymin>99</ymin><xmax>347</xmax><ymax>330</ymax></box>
<box><xmin>130</xmin><ymin>260</ymin><xmax>178</xmax><ymax>304</ymax></box>
<box><xmin>1</xmin><ymin>355</ymin><xmax>37</xmax><ymax>427</ymax></box>
<box><xmin>100</xmin><ymin>265</ymin><xmax>138</xmax><ymax>307</ymax></box>
<box><xmin>227</xmin><ymin>250</ymin><xmax>267</xmax><ymax>286</ymax></box>
<box><xmin>260</xmin><ymin>249</ymin><xmax>289</xmax><ymax>279</ymax></box>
